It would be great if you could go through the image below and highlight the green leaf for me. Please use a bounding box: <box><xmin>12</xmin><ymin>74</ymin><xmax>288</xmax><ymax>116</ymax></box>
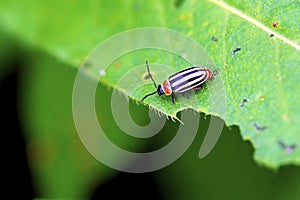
<box><xmin>0</xmin><ymin>0</ymin><xmax>299</xmax><ymax>176</ymax></box>
<box><xmin>197</xmin><ymin>0</ymin><xmax>300</xmax><ymax>168</ymax></box>
<box><xmin>73</xmin><ymin>0</ymin><xmax>300</xmax><ymax>169</ymax></box>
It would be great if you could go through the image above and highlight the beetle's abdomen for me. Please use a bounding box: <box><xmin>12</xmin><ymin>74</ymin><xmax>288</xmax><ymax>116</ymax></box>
<box><xmin>169</xmin><ymin>67</ymin><xmax>212</xmax><ymax>93</ymax></box>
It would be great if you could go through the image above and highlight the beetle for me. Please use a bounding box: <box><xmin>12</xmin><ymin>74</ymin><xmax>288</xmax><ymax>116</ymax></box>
<box><xmin>141</xmin><ymin>60</ymin><xmax>214</xmax><ymax>104</ymax></box>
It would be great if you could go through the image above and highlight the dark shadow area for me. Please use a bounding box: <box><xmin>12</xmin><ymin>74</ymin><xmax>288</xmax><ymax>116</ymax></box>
<box><xmin>91</xmin><ymin>172</ymin><xmax>163</xmax><ymax>200</ymax></box>
<box><xmin>0</xmin><ymin>59</ymin><xmax>35</xmax><ymax>199</ymax></box>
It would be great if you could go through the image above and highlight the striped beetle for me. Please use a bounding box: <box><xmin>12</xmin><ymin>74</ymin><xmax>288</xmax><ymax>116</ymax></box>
<box><xmin>141</xmin><ymin>60</ymin><xmax>214</xmax><ymax>104</ymax></box>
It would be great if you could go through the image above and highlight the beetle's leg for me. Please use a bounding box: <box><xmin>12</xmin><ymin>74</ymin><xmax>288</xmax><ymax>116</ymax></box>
<box><xmin>171</xmin><ymin>94</ymin><xmax>176</xmax><ymax>104</ymax></box>
<box><xmin>182</xmin><ymin>92</ymin><xmax>190</xmax><ymax>99</ymax></box>
<box><xmin>177</xmin><ymin>92</ymin><xmax>192</xmax><ymax>99</ymax></box>
<box><xmin>193</xmin><ymin>86</ymin><xmax>202</xmax><ymax>91</ymax></box>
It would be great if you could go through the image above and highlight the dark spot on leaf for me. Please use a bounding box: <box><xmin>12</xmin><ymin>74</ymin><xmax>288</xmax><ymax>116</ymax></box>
<box><xmin>175</xmin><ymin>0</ymin><xmax>185</xmax><ymax>8</ymax></box>
<box><xmin>83</xmin><ymin>60</ymin><xmax>93</xmax><ymax>69</ymax></box>
<box><xmin>240</xmin><ymin>98</ymin><xmax>249</xmax><ymax>107</ymax></box>
<box><xmin>278</xmin><ymin>140</ymin><xmax>297</xmax><ymax>154</ymax></box>
<box><xmin>278</xmin><ymin>140</ymin><xmax>286</xmax><ymax>148</ymax></box>
<box><xmin>232</xmin><ymin>47</ymin><xmax>241</xmax><ymax>56</ymax></box>
<box><xmin>211</xmin><ymin>36</ymin><xmax>218</xmax><ymax>42</ymax></box>
<box><xmin>253</xmin><ymin>123</ymin><xmax>267</xmax><ymax>132</ymax></box>
<box><xmin>270</xmin><ymin>33</ymin><xmax>274</xmax><ymax>37</ymax></box>
<box><xmin>113</xmin><ymin>61</ymin><xmax>121</xmax><ymax>67</ymax></box>
<box><xmin>286</xmin><ymin>144</ymin><xmax>297</xmax><ymax>154</ymax></box>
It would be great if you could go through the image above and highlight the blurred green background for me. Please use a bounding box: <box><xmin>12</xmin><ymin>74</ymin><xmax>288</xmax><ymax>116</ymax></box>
<box><xmin>1</xmin><ymin>0</ymin><xmax>300</xmax><ymax>199</ymax></box>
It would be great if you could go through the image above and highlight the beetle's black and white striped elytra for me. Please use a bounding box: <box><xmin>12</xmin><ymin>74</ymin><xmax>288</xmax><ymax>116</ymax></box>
<box><xmin>168</xmin><ymin>66</ymin><xmax>212</xmax><ymax>93</ymax></box>
<box><xmin>141</xmin><ymin>60</ymin><xmax>214</xmax><ymax>104</ymax></box>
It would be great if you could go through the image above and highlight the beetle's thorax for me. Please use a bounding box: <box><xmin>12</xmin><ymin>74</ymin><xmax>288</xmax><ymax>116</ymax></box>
<box><xmin>162</xmin><ymin>80</ymin><xmax>172</xmax><ymax>95</ymax></box>
<box><xmin>205</xmin><ymin>68</ymin><xmax>213</xmax><ymax>81</ymax></box>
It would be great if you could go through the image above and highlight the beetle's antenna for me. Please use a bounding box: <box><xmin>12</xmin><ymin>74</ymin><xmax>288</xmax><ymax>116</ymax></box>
<box><xmin>145</xmin><ymin>60</ymin><xmax>157</xmax><ymax>88</ymax></box>
<box><xmin>141</xmin><ymin>91</ymin><xmax>157</xmax><ymax>102</ymax></box>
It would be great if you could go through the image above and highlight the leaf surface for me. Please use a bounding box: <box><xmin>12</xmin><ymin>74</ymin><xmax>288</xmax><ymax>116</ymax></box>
<box><xmin>0</xmin><ymin>0</ymin><xmax>299</xmax><ymax>173</ymax></box>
